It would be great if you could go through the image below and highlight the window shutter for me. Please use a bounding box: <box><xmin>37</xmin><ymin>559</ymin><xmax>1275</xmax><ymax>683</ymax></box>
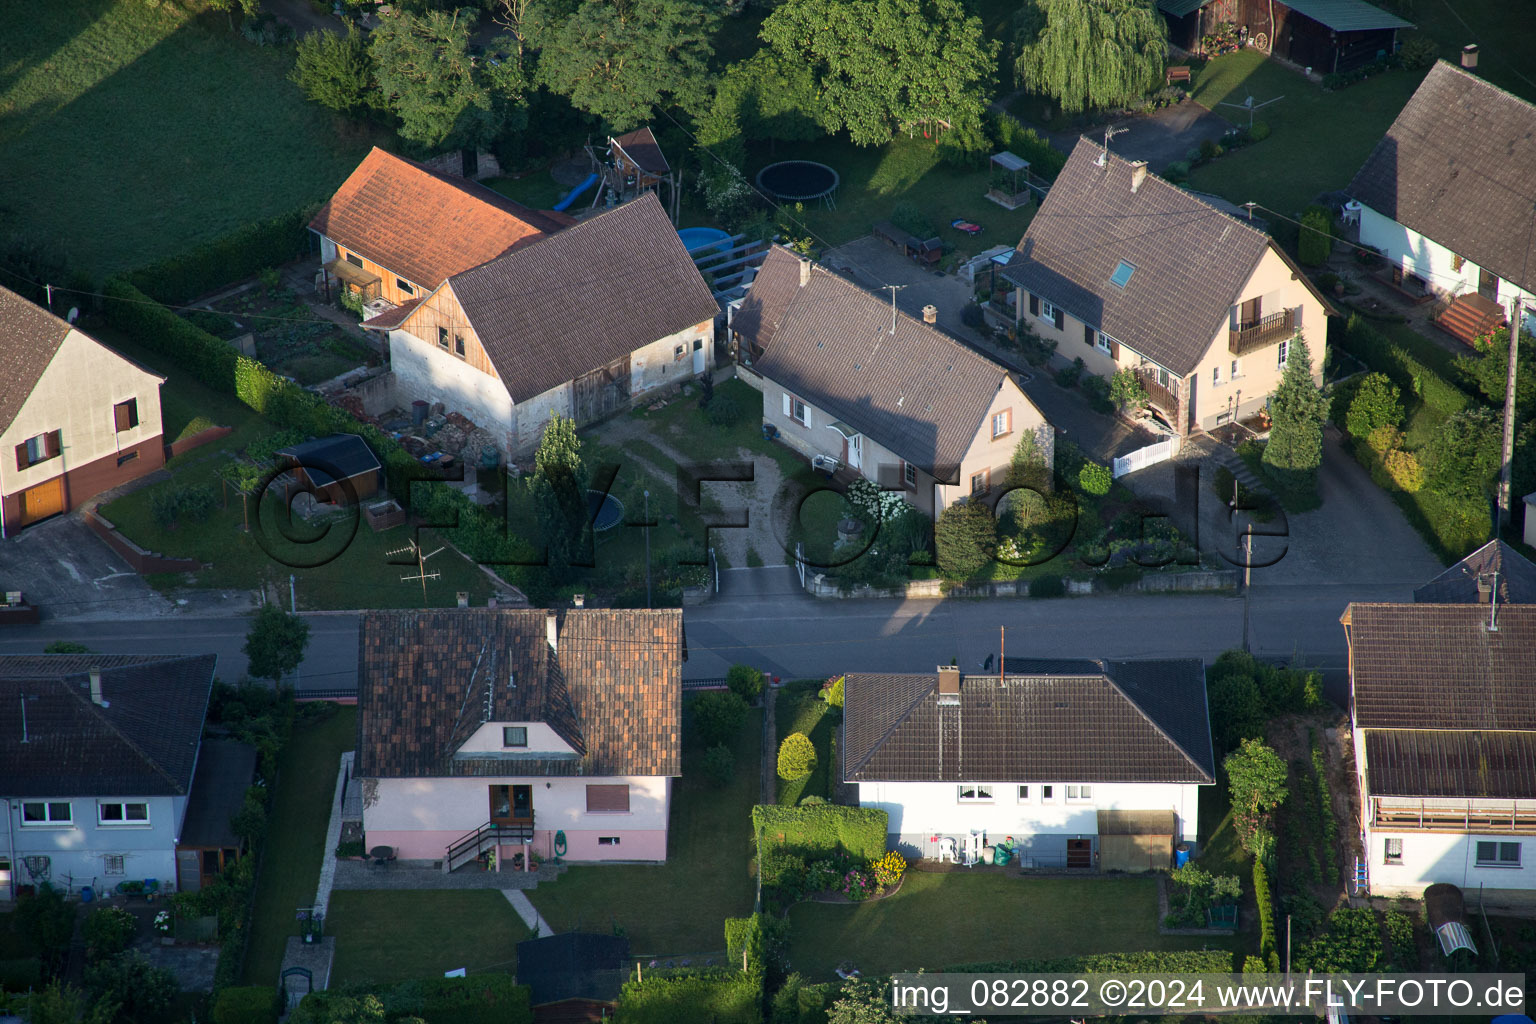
<box><xmin>586</xmin><ymin>784</ymin><xmax>630</xmax><ymax>813</ymax></box>
<box><xmin>13</xmin><ymin>444</ymin><xmax>25</xmax><ymax>472</ymax></box>
<box><xmin>1028</xmin><ymin>293</ymin><xmax>1039</xmax><ymax>317</ymax></box>
<box><xmin>1109</xmin><ymin>339</ymin><xmax>1120</xmax><ymax>361</ymax></box>
<box><xmin>1052</xmin><ymin>308</ymin><xmax>1064</xmax><ymax>331</ymax></box>
<box><xmin>1294</xmin><ymin>304</ymin><xmax>1304</xmax><ymax>329</ymax></box>
<box><xmin>1084</xmin><ymin>325</ymin><xmax>1095</xmax><ymax>347</ymax></box>
<box><xmin>45</xmin><ymin>430</ymin><xmax>61</xmax><ymax>457</ymax></box>
<box><xmin>782</xmin><ymin>393</ymin><xmax>791</xmax><ymax>417</ymax></box>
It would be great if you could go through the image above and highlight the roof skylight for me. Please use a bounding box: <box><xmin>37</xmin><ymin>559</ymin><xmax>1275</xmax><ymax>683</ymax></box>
<box><xmin>1110</xmin><ymin>260</ymin><xmax>1135</xmax><ymax>288</ymax></box>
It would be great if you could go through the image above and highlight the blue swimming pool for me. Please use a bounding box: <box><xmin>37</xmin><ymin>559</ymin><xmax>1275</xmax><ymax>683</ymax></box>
<box><xmin>678</xmin><ymin>226</ymin><xmax>731</xmax><ymax>253</ymax></box>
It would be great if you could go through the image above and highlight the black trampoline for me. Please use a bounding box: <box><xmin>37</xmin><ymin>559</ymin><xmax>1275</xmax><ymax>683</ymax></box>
<box><xmin>588</xmin><ymin>490</ymin><xmax>625</xmax><ymax>532</ymax></box>
<box><xmin>756</xmin><ymin>160</ymin><xmax>840</xmax><ymax>209</ymax></box>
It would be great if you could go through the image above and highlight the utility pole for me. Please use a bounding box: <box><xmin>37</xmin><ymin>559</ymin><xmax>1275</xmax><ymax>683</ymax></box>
<box><xmin>289</xmin><ymin>574</ymin><xmax>297</xmax><ymax>614</ymax></box>
<box><xmin>1498</xmin><ymin>296</ymin><xmax>1523</xmax><ymax>531</ymax></box>
<box><xmin>884</xmin><ymin>285</ymin><xmax>906</xmax><ymax>335</ymax></box>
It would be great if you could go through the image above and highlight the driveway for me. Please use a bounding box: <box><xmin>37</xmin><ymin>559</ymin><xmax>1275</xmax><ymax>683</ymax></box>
<box><xmin>0</xmin><ymin>514</ymin><xmax>173</xmax><ymax>621</ymax></box>
<box><xmin>1040</xmin><ymin>102</ymin><xmax>1235</xmax><ymax>173</ymax></box>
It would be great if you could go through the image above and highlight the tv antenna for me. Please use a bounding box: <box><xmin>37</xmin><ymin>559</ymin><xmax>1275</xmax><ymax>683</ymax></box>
<box><xmin>1217</xmin><ymin>93</ymin><xmax>1284</xmax><ymax>131</ymax></box>
<box><xmin>388</xmin><ymin>538</ymin><xmax>445</xmax><ymax>605</ymax></box>
<box><xmin>1096</xmin><ymin>125</ymin><xmax>1129</xmax><ymax>166</ymax></box>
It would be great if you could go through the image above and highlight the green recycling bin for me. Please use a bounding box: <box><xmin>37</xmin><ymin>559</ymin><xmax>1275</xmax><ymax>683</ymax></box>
<box><xmin>553</xmin><ymin>830</ymin><xmax>567</xmax><ymax>862</ymax></box>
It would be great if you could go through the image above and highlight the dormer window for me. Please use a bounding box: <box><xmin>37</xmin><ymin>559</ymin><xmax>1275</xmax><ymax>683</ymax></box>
<box><xmin>503</xmin><ymin>726</ymin><xmax>528</xmax><ymax>748</ymax></box>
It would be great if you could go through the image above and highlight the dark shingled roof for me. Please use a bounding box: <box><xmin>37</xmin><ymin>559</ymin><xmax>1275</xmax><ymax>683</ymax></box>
<box><xmin>178</xmin><ymin>740</ymin><xmax>258</xmax><ymax>849</ymax></box>
<box><xmin>0</xmin><ymin>284</ymin><xmax>74</xmax><ymax>430</ymax></box>
<box><xmin>843</xmin><ymin>660</ymin><xmax>1213</xmax><ymax>784</ymax></box>
<box><xmin>277</xmin><ymin>433</ymin><xmax>382</xmax><ymax>487</ymax></box>
<box><xmin>1345</xmin><ymin>603</ymin><xmax>1536</xmax><ymax>730</ymax></box>
<box><xmin>1348</xmin><ymin>61</ymin><xmax>1536</xmax><ymax>295</ymax></box>
<box><xmin>735</xmin><ymin>246</ymin><xmax>1032</xmax><ymax>482</ymax></box>
<box><xmin>611</xmin><ymin>126</ymin><xmax>670</xmax><ymax>176</ymax></box>
<box><xmin>1157</xmin><ymin>0</ymin><xmax>1409</xmax><ymax>30</ymax></box>
<box><xmin>517</xmin><ymin>932</ymin><xmax>630</xmax><ymax>1008</ymax></box>
<box><xmin>1414</xmin><ymin>539</ymin><xmax>1536</xmax><ymax>606</ymax></box>
<box><xmin>0</xmin><ymin>654</ymin><xmax>217</xmax><ymax>797</ymax></box>
<box><xmin>1364</xmin><ymin>729</ymin><xmax>1536</xmax><ymax>799</ymax></box>
<box><xmin>355</xmin><ymin>608</ymin><xmax>682</xmax><ymax>779</ymax></box>
<box><xmin>446</xmin><ymin>192</ymin><xmax>718</xmax><ymax>404</ymax></box>
<box><xmin>1001</xmin><ymin>140</ymin><xmax>1311</xmax><ymax>377</ymax></box>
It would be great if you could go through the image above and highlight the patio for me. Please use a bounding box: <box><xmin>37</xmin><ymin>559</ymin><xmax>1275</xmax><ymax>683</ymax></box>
<box><xmin>330</xmin><ymin>857</ymin><xmax>565</xmax><ymax>892</ymax></box>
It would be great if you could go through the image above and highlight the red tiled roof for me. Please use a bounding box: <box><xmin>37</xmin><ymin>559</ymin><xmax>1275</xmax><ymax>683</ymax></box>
<box><xmin>309</xmin><ymin>148</ymin><xmax>573</xmax><ymax>290</ymax></box>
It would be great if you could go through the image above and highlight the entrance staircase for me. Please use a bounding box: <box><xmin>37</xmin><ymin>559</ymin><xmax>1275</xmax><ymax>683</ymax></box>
<box><xmin>444</xmin><ymin>817</ymin><xmax>535</xmax><ymax>874</ymax></box>
<box><xmin>1435</xmin><ymin>293</ymin><xmax>1506</xmax><ymax>347</ymax></box>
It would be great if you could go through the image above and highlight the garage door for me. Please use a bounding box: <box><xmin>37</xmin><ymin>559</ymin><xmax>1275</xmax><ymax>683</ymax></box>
<box><xmin>18</xmin><ymin>477</ymin><xmax>65</xmax><ymax>526</ymax></box>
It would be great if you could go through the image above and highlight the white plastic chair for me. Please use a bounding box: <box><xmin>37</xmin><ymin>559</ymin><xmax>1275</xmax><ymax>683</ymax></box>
<box><xmin>962</xmin><ymin>832</ymin><xmax>983</xmax><ymax>867</ymax></box>
<box><xmin>935</xmin><ymin>837</ymin><xmax>957</xmax><ymax>863</ymax></box>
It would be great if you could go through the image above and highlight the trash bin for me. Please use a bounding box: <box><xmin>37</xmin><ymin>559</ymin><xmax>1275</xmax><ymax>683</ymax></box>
<box><xmin>1174</xmin><ymin>843</ymin><xmax>1190</xmax><ymax>868</ymax></box>
<box><xmin>80</xmin><ymin>886</ymin><xmax>94</xmax><ymax>903</ymax></box>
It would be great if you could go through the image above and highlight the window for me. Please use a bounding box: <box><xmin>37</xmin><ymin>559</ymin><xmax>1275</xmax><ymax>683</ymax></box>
<box><xmin>598</xmin><ymin>836</ymin><xmax>621</xmax><ymax>846</ymax></box>
<box><xmin>784</xmin><ymin>394</ymin><xmax>809</xmax><ymax>427</ymax></box>
<box><xmin>397</xmin><ymin>278</ymin><xmax>415</xmax><ymax>296</ymax></box>
<box><xmin>1476</xmin><ymin>841</ymin><xmax>1521</xmax><ymax>867</ymax></box>
<box><xmin>1040</xmin><ymin>785</ymin><xmax>1054</xmax><ymax>801</ymax></box>
<box><xmin>1231</xmin><ymin>359</ymin><xmax>1240</xmax><ymax>380</ymax></box>
<box><xmin>903</xmin><ymin>462</ymin><xmax>916</xmax><ymax>487</ymax></box>
<box><xmin>454</xmin><ymin>334</ymin><xmax>466</xmax><ymax>358</ymax></box>
<box><xmin>1212</xmin><ymin>365</ymin><xmax>1222</xmax><ymax>386</ymax></box>
<box><xmin>1384</xmin><ymin>838</ymin><xmax>1403</xmax><ymax>864</ymax></box>
<box><xmin>103</xmin><ymin>854</ymin><xmax>126</xmax><ymax>875</ymax></box>
<box><xmin>1040</xmin><ymin>299</ymin><xmax>1057</xmax><ymax>322</ymax></box>
<box><xmin>1277</xmin><ymin>339</ymin><xmax>1289</xmax><ymax>367</ymax></box>
<box><xmin>1097</xmin><ymin>332</ymin><xmax>1115</xmax><ymax>356</ymax></box>
<box><xmin>15</xmin><ymin>429</ymin><xmax>62</xmax><ymax>470</ymax></box>
<box><xmin>586</xmin><ymin>784</ymin><xmax>630</xmax><ymax>813</ymax></box>
<box><xmin>116</xmin><ymin>451</ymin><xmax>140</xmax><ymax>468</ymax></box>
<box><xmin>438</xmin><ymin>327</ymin><xmax>450</xmax><ymax>350</ymax></box>
<box><xmin>991</xmin><ymin>409</ymin><xmax>1011</xmax><ymax>438</ymax></box>
<box><xmin>98</xmin><ymin>802</ymin><xmax>149</xmax><ymax>826</ymax></box>
<box><xmin>970</xmin><ymin>469</ymin><xmax>989</xmax><ymax>495</ymax></box>
<box><xmin>113</xmin><ymin>398</ymin><xmax>139</xmax><ymax>432</ymax></box>
<box><xmin>344</xmin><ymin>251</ymin><xmax>364</xmax><ymax>268</ymax></box>
<box><xmin>673</xmin><ymin>344</ymin><xmax>685</xmax><ymax>362</ymax></box>
<box><xmin>957</xmin><ymin>784</ymin><xmax>993</xmax><ymax>802</ymax></box>
<box><xmin>1110</xmin><ymin>261</ymin><xmax>1136</xmax><ymax>288</ymax></box>
<box><xmin>21</xmin><ymin>801</ymin><xmax>71</xmax><ymax>826</ymax></box>
<box><xmin>1016</xmin><ymin>785</ymin><xmax>1030</xmax><ymax>802</ymax></box>
<box><xmin>1066</xmin><ymin>785</ymin><xmax>1093</xmax><ymax>801</ymax></box>
<box><xmin>502</xmin><ymin>726</ymin><xmax>527</xmax><ymax>748</ymax></box>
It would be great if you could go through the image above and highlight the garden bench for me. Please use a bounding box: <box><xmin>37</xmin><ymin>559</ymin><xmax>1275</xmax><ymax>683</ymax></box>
<box><xmin>1166</xmin><ymin>66</ymin><xmax>1191</xmax><ymax>85</ymax></box>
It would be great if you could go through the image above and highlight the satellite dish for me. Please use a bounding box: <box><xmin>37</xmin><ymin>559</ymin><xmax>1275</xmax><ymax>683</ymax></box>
<box><xmin>66</xmin><ymin>307</ymin><xmax>79</xmax><ymax>323</ymax></box>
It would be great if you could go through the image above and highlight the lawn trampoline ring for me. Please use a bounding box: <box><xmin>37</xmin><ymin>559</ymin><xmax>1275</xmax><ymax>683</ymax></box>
<box><xmin>756</xmin><ymin>160</ymin><xmax>840</xmax><ymax>209</ymax></box>
<box><xmin>588</xmin><ymin>490</ymin><xmax>625</xmax><ymax>532</ymax></box>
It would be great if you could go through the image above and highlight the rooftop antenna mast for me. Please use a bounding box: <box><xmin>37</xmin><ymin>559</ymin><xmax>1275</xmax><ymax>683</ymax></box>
<box><xmin>1217</xmin><ymin>93</ymin><xmax>1284</xmax><ymax>132</ymax></box>
<box><xmin>1098</xmin><ymin>125</ymin><xmax>1128</xmax><ymax>167</ymax></box>
<box><xmin>884</xmin><ymin>284</ymin><xmax>907</xmax><ymax>335</ymax></box>
<box><xmin>388</xmin><ymin>538</ymin><xmax>446</xmax><ymax>606</ymax></box>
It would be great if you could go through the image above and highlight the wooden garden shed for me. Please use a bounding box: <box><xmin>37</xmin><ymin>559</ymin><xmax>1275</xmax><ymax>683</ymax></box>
<box><xmin>277</xmin><ymin>433</ymin><xmax>382</xmax><ymax>506</ymax></box>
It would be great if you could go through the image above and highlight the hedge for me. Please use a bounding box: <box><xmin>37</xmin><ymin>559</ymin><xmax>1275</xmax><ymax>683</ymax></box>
<box><xmin>948</xmin><ymin>951</ymin><xmax>1237</xmax><ymax>973</ymax></box>
<box><xmin>1254</xmin><ymin>858</ymin><xmax>1279</xmax><ymax>969</ymax></box>
<box><xmin>104</xmin><ymin>277</ymin><xmax>239</xmax><ymax>392</ymax></box>
<box><xmin>293</xmin><ymin>977</ymin><xmax>533</xmax><ymax>1024</ymax></box>
<box><xmin>724</xmin><ymin>913</ymin><xmax>786</xmax><ymax>977</ymax></box>
<box><xmin>752</xmin><ymin>805</ymin><xmax>887</xmax><ymax>864</ymax></box>
<box><xmin>127</xmin><ymin>204</ymin><xmax>319</xmax><ymax>304</ymax></box>
<box><xmin>1338</xmin><ymin>315</ymin><xmax>1471</xmax><ymax>417</ymax></box>
<box><xmin>613</xmin><ymin>969</ymin><xmax>762</xmax><ymax>1024</ymax></box>
<box><xmin>0</xmin><ymin>957</ymin><xmax>42</xmax><ymax>990</ymax></box>
<box><xmin>212</xmin><ymin>986</ymin><xmax>280</xmax><ymax>1024</ymax></box>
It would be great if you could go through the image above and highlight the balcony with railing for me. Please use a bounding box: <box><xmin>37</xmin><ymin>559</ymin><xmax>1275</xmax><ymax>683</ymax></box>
<box><xmin>1135</xmin><ymin>366</ymin><xmax>1181</xmax><ymax>418</ymax></box>
<box><xmin>1372</xmin><ymin>798</ymin><xmax>1536</xmax><ymax>834</ymax></box>
<box><xmin>1229</xmin><ymin>307</ymin><xmax>1297</xmax><ymax>355</ymax></box>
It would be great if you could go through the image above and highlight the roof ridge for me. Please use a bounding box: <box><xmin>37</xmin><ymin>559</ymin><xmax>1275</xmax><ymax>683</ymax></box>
<box><xmin>452</xmin><ymin>192</ymin><xmax>658</xmax><ymax>288</ymax></box>
<box><xmin>1432</xmin><ymin>59</ymin><xmax>1536</xmax><ymax>114</ymax></box>
<box><xmin>1078</xmin><ymin>139</ymin><xmax>1272</xmax><ymax>248</ymax></box>
<box><xmin>1099</xmin><ymin>662</ymin><xmax>1215</xmax><ymax>783</ymax></box>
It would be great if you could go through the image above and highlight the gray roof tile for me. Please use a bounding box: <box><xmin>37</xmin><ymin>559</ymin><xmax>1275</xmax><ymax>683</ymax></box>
<box><xmin>1413</xmin><ymin>539</ymin><xmax>1536</xmax><ymax>605</ymax></box>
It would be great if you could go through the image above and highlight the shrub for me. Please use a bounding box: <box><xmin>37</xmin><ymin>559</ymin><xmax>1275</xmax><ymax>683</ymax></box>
<box><xmin>86</xmin><ymin>951</ymin><xmax>180</xmax><ymax>1024</ymax></box>
<box><xmin>1345</xmin><ymin>372</ymin><xmax>1403</xmax><ymax>438</ymax></box>
<box><xmin>1399</xmin><ymin>35</ymin><xmax>1438</xmax><ymax>70</ymax></box>
<box><xmin>1299</xmin><ymin>206</ymin><xmax>1334</xmax><ymax>266</ymax></box>
<box><xmin>934</xmin><ymin>498</ymin><xmax>996</xmax><ymax>583</ymax></box>
<box><xmin>613</xmin><ymin>969</ymin><xmax>760</xmax><ymax>1024</ymax></box>
<box><xmin>726</xmin><ymin>664</ymin><xmax>766</xmax><ymax>703</ymax></box>
<box><xmin>1384</xmin><ymin>449</ymin><xmax>1425</xmax><ymax>492</ymax></box>
<box><xmin>1109</xmin><ymin>367</ymin><xmax>1148</xmax><ymax>411</ymax></box>
<box><xmin>1028</xmin><ymin>574</ymin><xmax>1065</xmax><ymax>598</ymax></box>
<box><xmin>961</xmin><ymin>302</ymin><xmax>987</xmax><ymax>330</ymax></box>
<box><xmin>1339</xmin><ymin>315</ymin><xmax>1470</xmax><ymax>416</ymax></box>
<box><xmin>703</xmin><ymin>743</ymin><xmax>736</xmax><ymax>787</ymax></box>
<box><xmin>1384</xmin><ymin>910</ymin><xmax>1417</xmax><ymax>965</ymax></box>
<box><xmin>692</xmin><ymin>690</ymin><xmax>749</xmax><ymax>747</ymax></box>
<box><xmin>1254</xmin><ymin>858</ymin><xmax>1279</xmax><ymax>968</ymax></box>
<box><xmin>1162</xmin><ymin>160</ymin><xmax>1190</xmax><ymax>183</ymax></box>
<box><xmin>724</xmin><ymin>913</ymin><xmax>788</xmax><ymax>979</ymax></box>
<box><xmin>213</xmin><ymin>986</ymin><xmax>281</xmax><ymax>1024</ymax></box>
<box><xmin>822</xmin><ymin>675</ymin><xmax>844</xmax><ymax>709</ymax></box>
<box><xmin>841</xmin><ymin>868</ymin><xmax>874</xmax><ymax>901</ymax></box>
<box><xmin>1199</xmin><ymin>138</ymin><xmax>1218</xmax><ymax>162</ymax></box>
<box><xmin>1250</xmin><ymin>119</ymin><xmax>1271</xmax><ymax>141</ymax></box>
<box><xmin>1080</xmin><ymin>372</ymin><xmax>1112</xmax><ymax>412</ymax></box>
<box><xmin>751</xmin><ymin>804</ymin><xmax>888</xmax><ymax>864</ymax></box>
<box><xmin>706</xmin><ymin>395</ymin><xmax>741</xmax><ymax>427</ymax></box>
<box><xmin>335</xmin><ymin>840</ymin><xmax>365</xmax><ymax>858</ymax></box>
<box><xmin>949</xmin><ymin>951</ymin><xmax>1237</xmax><ymax>973</ymax></box>
<box><xmin>1366</xmin><ymin>423</ymin><xmax>1403</xmax><ymax>454</ymax></box>
<box><xmin>804</xmin><ymin>859</ymin><xmax>842</xmax><ymax>892</ymax></box>
<box><xmin>1425</xmin><ymin>406</ymin><xmax>1501</xmax><ymax>499</ymax></box>
<box><xmin>84</xmin><ymin>906</ymin><xmax>138</xmax><ymax>962</ymax></box>
<box><xmin>871</xmin><ymin>850</ymin><xmax>906</xmax><ymax>887</ymax></box>
<box><xmin>0</xmin><ymin>959</ymin><xmax>42</xmax><ymax>990</ymax></box>
<box><xmin>777</xmin><ymin>731</ymin><xmax>817</xmax><ymax>781</ymax></box>
<box><xmin>1055</xmin><ymin>356</ymin><xmax>1085</xmax><ymax>388</ymax></box>
<box><xmin>1078</xmin><ymin>462</ymin><xmax>1112</xmax><ymax>496</ymax></box>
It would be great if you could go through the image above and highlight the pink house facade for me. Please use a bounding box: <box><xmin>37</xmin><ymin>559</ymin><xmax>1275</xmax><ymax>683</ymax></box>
<box><xmin>355</xmin><ymin>607</ymin><xmax>683</xmax><ymax>867</ymax></box>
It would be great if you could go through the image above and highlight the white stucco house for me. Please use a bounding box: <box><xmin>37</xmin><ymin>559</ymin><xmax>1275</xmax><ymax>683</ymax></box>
<box><xmin>365</xmin><ymin>191</ymin><xmax>719</xmax><ymax>460</ymax></box>
<box><xmin>354</xmin><ymin>607</ymin><xmax>682</xmax><ymax>868</ymax></box>
<box><xmin>0</xmin><ymin>653</ymin><xmax>243</xmax><ymax>899</ymax></box>
<box><xmin>842</xmin><ymin>660</ymin><xmax>1214</xmax><ymax>870</ymax></box>
<box><xmin>1347</xmin><ymin>61</ymin><xmax>1536</xmax><ymax>344</ymax></box>
<box><xmin>1343</xmin><ymin>594</ymin><xmax>1536</xmax><ymax>902</ymax></box>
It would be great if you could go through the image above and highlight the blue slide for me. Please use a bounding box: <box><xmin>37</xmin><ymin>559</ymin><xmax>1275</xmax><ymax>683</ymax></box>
<box><xmin>552</xmin><ymin>173</ymin><xmax>600</xmax><ymax>212</ymax></box>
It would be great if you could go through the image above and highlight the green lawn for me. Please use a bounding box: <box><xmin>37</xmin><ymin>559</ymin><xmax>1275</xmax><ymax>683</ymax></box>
<box><xmin>776</xmin><ymin>683</ymin><xmax>836</xmax><ymax>805</ymax></box>
<box><xmin>243</xmin><ymin>706</ymin><xmax>357</xmax><ymax>987</ymax></box>
<box><xmin>1196</xmin><ymin>780</ymin><xmax>1249</xmax><ymax>880</ymax></box>
<box><xmin>0</xmin><ymin>0</ymin><xmax>378</xmax><ymax>276</ymax></box>
<box><xmin>787</xmin><ymin>873</ymin><xmax>1238</xmax><ymax>979</ymax></box>
<box><xmin>485</xmin><ymin>172</ymin><xmax>568</xmax><ymax>211</ymax></box>
<box><xmin>1390</xmin><ymin>1</ymin><xmax>1536</xmax><ymax>104</ymax></box>
<box><xmin>1186</xmin><ymin>50</ymin><xmax>1425</xmax><ymax>219</ymax></box>
<box><xmin>527</xmin><ymin>708</ymin><xmax>762</xmax><ymax>955</ymax></box>
<box><xmin>628</xmin><ymin>379</ymin><xmax>802</xmax><ymax>475</ymax></box>
<box><xmin>327</xmin><ymin>891</ymin><xmax>530</xmax><ymax>987</ymax></box>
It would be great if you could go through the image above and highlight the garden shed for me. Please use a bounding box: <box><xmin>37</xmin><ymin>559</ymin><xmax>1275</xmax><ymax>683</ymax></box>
<box><xmin>277</xmin><ymin>433</ymin><xmax>382</xmax><ymax>506</ymax></box>
<box><xmin>987</xmin><ymin>152</ymin><xmax>1033</xmax><ymax>210</ymax></box>
<box><xmin>174</xmin><ymin>739</ymin><xmax>257</xmax><ymax>893</ymax></box>
<box><xmin>1157</xmin><ymin>0</ymin><xmax>1411</xmax><ymax>73</ymax></box>
<box><xmin>1096</xmin><ymin>810</ymin><xmax>1175</xmax><ymax>872</ymax></box>
<box><xmin>517</xmin><ymin>932</ymin><xmax>630</xmax><ymax>1023</ymax></box>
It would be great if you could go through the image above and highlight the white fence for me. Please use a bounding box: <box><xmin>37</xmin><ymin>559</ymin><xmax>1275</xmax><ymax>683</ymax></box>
<box><xmin>1112</xmin><ymin>436</ymin><xmax>1181</xmax><ymax>478</ymax></box>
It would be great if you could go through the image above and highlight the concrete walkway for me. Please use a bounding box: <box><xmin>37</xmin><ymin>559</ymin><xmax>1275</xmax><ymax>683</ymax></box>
<box><xmin>502</xmin><ymin>890</ymin><xmax>554</xmax><ymax>938</ymax></box>
<box><xmin>313</xmin><ymin>752</ymin><xmax>352</xmax><ymax>916</ymax></box>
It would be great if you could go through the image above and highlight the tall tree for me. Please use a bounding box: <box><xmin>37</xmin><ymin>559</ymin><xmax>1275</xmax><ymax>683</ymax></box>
<box><xmin>370</xmin><ymin>10</ymin><xmax>527</xmax><ymax>151</ymax></box>
<box><xmin>243</xmin><ymin>604</ymin><xmax>311</xmax><ymax>684</ymax></box>
<box><xmin>1425</xmin><ymin>406</ymin><xmax>1503</xmax><ymax>500</ymax></box>
<box><xmin>527</xmin><ymin>0</ymin><xmax>717</xmax><ymax>131</ymax></box>
<box><xmin>529</xmin><ymin>414</ymin><xmax>591</xmax><ymax>581</ymax></box>
<box><xmin>291</xmin><ymin>27</ymin><xmax>381</xmax><ymax>117</ymax></box>
<box><xmin>1015</xmin><ymin>0</ymin><xmax>1167</xmax><ymax>115</ymax></box>
<box><xmin>710</xmin><ymin>52</ymin><xmax>826</xmax><ymax>149</ymax></box>
<box><xmin>1261</xmin><ymin>336</ymin><xmax>1327</xmax><ymax>498</ymax></box>
<box><xmin>760</xmin><ymin>0</ymin><xmax>996</xmax><ymax>148</ymax></box>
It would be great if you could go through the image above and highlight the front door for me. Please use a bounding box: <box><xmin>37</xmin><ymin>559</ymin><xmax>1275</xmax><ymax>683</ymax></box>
<box><xmin>18</xmin><ymin>477</ymin><xmax>65</xmax><ymax>526</ymax></box>
<box><xmin>1066</xmin><ymin>839</ymin><xmax>1092</xmax><ymax>868</ymax></box>
<box><xmin>692</xmin><ymin>338</ymin><xmax>705</xmax><ymax>375</ymax></box>
<box><xmin>490</xmin><ymin>785</ymin><xmax>533</xmax><ymax>826</ymax></box>
<box><xmin>1479</xmin><ymin>267</ymin><xmax>1499</xmax><ymax>301</ymax></box>
<box><xmin>848</xmin><ymin>434</ymin><xmax>862</xmax><ymax>470</ymax></box>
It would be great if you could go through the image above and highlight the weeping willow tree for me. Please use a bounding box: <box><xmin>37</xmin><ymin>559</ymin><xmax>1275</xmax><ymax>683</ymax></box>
<box><xmin>1015</xmin><ymin>0</ymin><xmax>1168</xmax><ymax>114</ymax></box>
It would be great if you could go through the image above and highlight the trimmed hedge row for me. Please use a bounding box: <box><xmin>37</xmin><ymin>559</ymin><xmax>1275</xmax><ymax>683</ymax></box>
<box><xmin>212</xmin><ymin>986</ymin><xmax>280</xmax><ymax>1024</ymax></box>
<box><xmin>752</xmin><ymin>804</ymin><xmax>887</xmax><ymax>863</ymax></box>
<box><xmin>104</xmin><ymin>277</ymin><xmax>239</xmax><ymax>392</ymax></box>
<box><xmin>1338</xmin><ymin>315</ymin><xmax>1471</xmax><ymax>417</ymax></box>
<box><xmin>725</xmin><ymin>913</ymin><xmax>786</xmax><ymax>977</ymax></box>
<box><xmin>1254</xmin><ymin>858</ymin><xmax>1279</xmax><ymax>970</ymax></box>
<box><xmin>613</xmin><ymin>969</ymin><xmax>762</xmax><ymax>1024</ymax></box>
<box><xmin>948</xmin><ymin>951</ymin><xmax>1237</xmax><ymax>973</ymax></box>
<box><xmin>127</xmin><ymin>204</ymin><xmax>319</xmax><ymax>304</ymax></box>
<box><xmin>292</xmin><ymin>976</ymin><xmax>532</xmax><ymax>1024</ymax></box>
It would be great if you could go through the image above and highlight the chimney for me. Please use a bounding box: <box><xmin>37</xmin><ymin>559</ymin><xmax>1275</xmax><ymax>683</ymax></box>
<box><xmin>89</xmin><ymin>666</ymin><xmax>105</xmax><ymax>707</ymax></box>
<box><xmin>546</xmin><ymin>611</ymin><xmax>558</xmax><ymax>652</ymax></box>
<box><xmin>456</xmin><ymin>591</ymin><xmax>469</xmax><ymax>608</ymax></box>
<box><xmin>937</xmin><ymin>665</ymin><xmax>961</xmax><ymax>700</ymax></box>
<box><xmin>1129</xmin><ymin>161</ymin><xmax>1149</xmax><ymax>193</ymax></box>
<box><xmin>798</xmin><ymin>258</ymin><xmax>811</xmax><ymax>287</ymax></box>
<box><xmin>922</xmin><ymin>304</ymin><xmax>938</xmax><ymax>325</ymax></box>
<box><xmin>1461</xmin><ymin>44</ymin><xmax>1479</xmax><ymax>69</ymax></box>
<box><xmin>572</xmin><ymin>594</ymin><xmax>585</xmax><ymax>608</ymax></box>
